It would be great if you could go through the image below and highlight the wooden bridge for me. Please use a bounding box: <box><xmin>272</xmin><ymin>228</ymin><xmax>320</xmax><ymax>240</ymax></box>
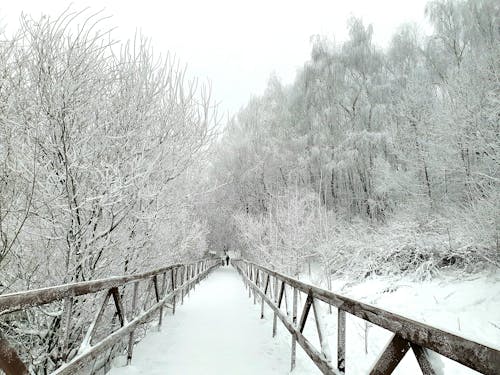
<box><xmin>0</xmin><ymin>259</ymin><xmax>499</xmax><ymax>375</ymax></box>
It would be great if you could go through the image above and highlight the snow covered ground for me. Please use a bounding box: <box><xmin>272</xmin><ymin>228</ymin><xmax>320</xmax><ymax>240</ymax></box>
<box><xmin>299</xmin><ymin>267</ymin><xmax>500</xmax><ymax>374</ymax></box>
<box><xmin>108</xmin><ymin>266</ymin><xmax>500</xmax><ymax>375</ymax></box>
<box><xmin>108</xmin><ymin>267</ymin><xmax>317</xmax><ymax>375</ymax></box>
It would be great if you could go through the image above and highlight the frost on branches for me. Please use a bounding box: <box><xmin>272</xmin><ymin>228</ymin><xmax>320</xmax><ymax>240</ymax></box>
<box><xmin>0</xmin><ymin>9</ymin><xmax>217</xmax><ymax>372</ymax></box>
<box><xmin>204</xmin><ymin>0</ymin><xmax>499</xmax><ymax>278</ymax></box>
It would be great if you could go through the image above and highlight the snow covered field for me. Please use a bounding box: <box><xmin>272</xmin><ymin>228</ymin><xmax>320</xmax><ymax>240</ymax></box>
<box><xmin>299</xmin><ymin>267</ymin><xmax>500</xmax><ymax>374</ymax></box>
<box><xmin>108</xmin><ymin>266</ymin><xmax>499</xmax><ymax>374</ymax></box>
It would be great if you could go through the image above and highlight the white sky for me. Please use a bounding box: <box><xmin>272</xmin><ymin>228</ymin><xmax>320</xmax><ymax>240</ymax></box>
<box><xmin>0</xmin><ymin>0</ymin><xmax>430</xmax><ymax>117</ymax></box>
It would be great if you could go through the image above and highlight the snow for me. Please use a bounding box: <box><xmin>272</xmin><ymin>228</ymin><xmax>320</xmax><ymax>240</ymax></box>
<box><xmin>301</xmin><ymin>268</ymin><xmax>500</xmax><ymax>374</ymax></box>
<box><xmin>108</xmin><ymin>266</ymin><xmax>316</xmax><ymax>375</ymax></box>
<box><xmin>108</xmin><ymin>266</ymin><xmax>500</xmax><ymax>375</ymax></box>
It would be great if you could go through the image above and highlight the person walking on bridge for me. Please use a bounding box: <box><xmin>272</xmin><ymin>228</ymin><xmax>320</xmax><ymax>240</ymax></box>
<box><xmin>225</xmin><ymin>254</ymin><xmax>230</xmax><ymax>266</ymax></box>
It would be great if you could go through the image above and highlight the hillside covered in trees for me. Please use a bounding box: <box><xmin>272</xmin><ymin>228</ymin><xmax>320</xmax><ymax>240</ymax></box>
<box><xmin>203</xmin><ymin>0</ymin><xmax>499</xmax><ymax>280</ymax></box>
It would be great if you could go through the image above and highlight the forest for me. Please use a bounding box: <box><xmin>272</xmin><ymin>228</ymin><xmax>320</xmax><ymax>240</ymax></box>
<box><xmin>204</xmin><ymin>0</ymin><xmax>499</xmax><ymax>279</ymax></box>
<box><xmin>0</xmin><ymin>0</ymin><xmax>498</xmax><ymax>373</ymax></box>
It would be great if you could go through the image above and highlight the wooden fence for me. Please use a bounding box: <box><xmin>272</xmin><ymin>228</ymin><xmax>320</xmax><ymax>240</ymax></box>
<box><xmin>0</xmin><ymin>258</ymin><xmax>219</xmax><ymax>375</ymax></box>
<box><xmin>233</xmin><ymin>259</ymin><xmax>500</xmax><ymax>375</ymax></box>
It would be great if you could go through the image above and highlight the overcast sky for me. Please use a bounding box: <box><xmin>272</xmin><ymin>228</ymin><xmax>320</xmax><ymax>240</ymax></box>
<box><xmin>1</xmin><ymin>0</ymin><xmax>430</xmax><ymax>117</ymax></box>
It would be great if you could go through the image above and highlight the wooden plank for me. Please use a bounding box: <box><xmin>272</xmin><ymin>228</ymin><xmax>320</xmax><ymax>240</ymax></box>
<box><xmin>369</xmin><ymin>334</ymin><xmax>411</xmax><ymax>375</ymax></box>
<box><xmin>236</xmin><ymin>260</ymin><xmax>500</xmax><ymax>374</ymax></box>
<box><xmin>0</xmin><ymin>263</ymin><xmax>189</xmax><ymax>314</ymax></box>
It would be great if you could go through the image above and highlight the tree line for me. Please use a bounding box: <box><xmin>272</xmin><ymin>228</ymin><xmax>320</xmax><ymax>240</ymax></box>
<box><xmin>204</xmin><ymin>0</ymin><xmax>499</xmax><ymax>279</ymax></box>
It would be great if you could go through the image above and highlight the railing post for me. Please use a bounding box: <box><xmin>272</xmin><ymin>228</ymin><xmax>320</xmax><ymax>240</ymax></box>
<box><xmin>60</xmin><ymin>296</ymin><xmax>74</xmax><ymax>361</ymax></box>
<box><xmin>193</xmin><ymin>263</ymin><xmax>198</xmax><ymax>291</ymax></box>
<box><xmin>273</xmin><ymin>280</ymin><xmax>285</xmax><ymax>338</ymax></box>
<box><xmin>411</xmin><ymin>343</ymin><xmax>440</xmax><ymax>375</ymax></box>
<box><xmin>142</xmin><ymin>279</ymin><xmax>153</xmax><ymax>311</ymax></box>
<box><xmin>186</xmin><ymin>265</ymin><xmax>190</xmax><ymax>297</ymax></box>
<box><xmin>272</xmin><ymin>277</ymin><xmax>278</xmax><ymax>337</ymax></box>
<box><xmin>157</xmin><ymin>272</ymin><xmax>168</xmax><ymax>329</ymax></box>
<box><xmin>338</xmin><ymin>309</ymin><xmax>346</xmax><ymax>374</ymax></box>
<box><xmin>312</xmin><ymin>299</ymin><xmax>332</xmax><ymax>364</ymax></box>
<box><xmin>127</xmin><ymin>281</ymin><xmax>139</xmax><ymax>365</ymax></box>
<box><xmin>171</xmin><ymin>268</ymin><xmax>177</xmax><ymax>315</ymax></box>
<box><xmin>110</xmin><ymin>287</ymin><xmax>126</xmax><ymax>327</ymax></box>
<box><xmin>253</xmin><ymin>268</ymin><xmax>259</xmax><ymax>305</ymax></box>
<box><xmin>291</xmin><ymin>287</ymin><xmax>298</xmax><ymax>371</ymax></box>
<box><xmin>369</xmin><ymin>334</ymin><xmax>410</xmax><ymax>374</ymax></box>
<box><xmin>285</xmin><ymin>284</ymin><xmax>291</xmax><ymax>317</ymax></box>
<box><xmin>0</xmin><ymin>336</ymin><xmax>28</xmax><ymax>375</ymax></box>
<box><xmin>261</xmin><ymin>274</ymin><xmax>269</xmax><ymax>319</ymax></box>
<box><xmin>248</xmin><ymin>264</ymin><xmax>252</xmax><ymax>298</ymax></box>
<box><xmin>152</xmin><ymin>275</ymin><xmax>162</xmax><ymax>328</ymax></box>
<box><xmin>79</xmin><ymin>291</ymin><xmax>111</xmax><ymax>353</ymax></box>
<box><xmin>327</xmin><ymin>274</ymin><xmax>333</xmax><ymax>315</ymax></box>
<box><xmin>181</xmin><ymin>265</ymin><xmax>186</xmax><ymax>305</ymax></box>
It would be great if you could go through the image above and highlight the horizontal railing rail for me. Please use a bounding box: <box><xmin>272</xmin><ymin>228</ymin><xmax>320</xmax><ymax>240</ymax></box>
<box><xmin>0</xmin><ymin>258</ymin><xmax>219</xmax><ymax>375</ymax></box>
<box><xmin>233</xmin><ymin>259</ymin><xmax>500</xmax><ymax>375</ymax></box>
<box><xmin>0</xmin><ymin>264</ymin><xmax>184</xmax><ymax>315</ymax></box>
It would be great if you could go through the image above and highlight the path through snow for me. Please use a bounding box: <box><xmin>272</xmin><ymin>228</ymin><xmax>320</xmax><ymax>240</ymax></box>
<box><xmin>108</xmin><ymin>266</ymin><xmax>316</xmax><ymax>375</ymax></box>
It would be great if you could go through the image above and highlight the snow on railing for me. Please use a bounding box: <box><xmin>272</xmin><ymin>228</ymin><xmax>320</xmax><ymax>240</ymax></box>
<box><xmin>0</xmin><ymin>258</ymin><xmax>219</xmax><ymax>375</ymax></box>
<box><xmin>233</xmin><ymin>259</ymin><xmax>500</xmax><ymax>375</ymax></box>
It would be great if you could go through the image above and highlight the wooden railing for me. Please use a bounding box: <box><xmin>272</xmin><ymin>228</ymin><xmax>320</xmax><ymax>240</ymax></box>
<box><xmin>233</xmin><ymin>259</ymin><xmax>500</xmax><ymax>375</ymax></box>
<box><xmin>0</xmin><ymin>258</ymin><xmax>219</xmax><ymax>375</ymax></box>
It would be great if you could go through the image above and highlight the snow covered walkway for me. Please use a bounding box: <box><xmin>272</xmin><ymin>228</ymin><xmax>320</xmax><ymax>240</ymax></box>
<box><xmin>108</xmin><ymin>266</ymin><xmax>314</xmax><ymax>375</ymax></box>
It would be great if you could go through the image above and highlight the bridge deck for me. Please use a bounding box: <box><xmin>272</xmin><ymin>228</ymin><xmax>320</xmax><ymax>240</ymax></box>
<box><xmin>108</xmin><ymin>266</ymin><xmax>316</xmax><ymax>375</ymax></box>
